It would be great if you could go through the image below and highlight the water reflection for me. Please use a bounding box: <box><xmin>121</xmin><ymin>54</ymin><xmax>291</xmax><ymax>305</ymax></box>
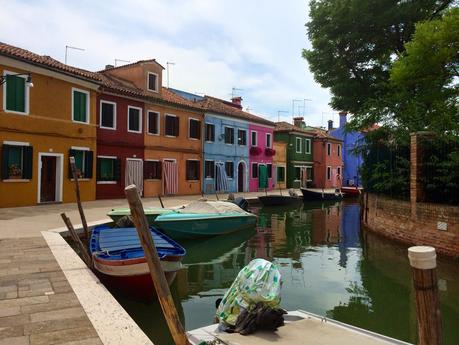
<box><xmin>111</xmin><ymin>200</ymin><xmax>459</xmax><ymax>345</ymax></box>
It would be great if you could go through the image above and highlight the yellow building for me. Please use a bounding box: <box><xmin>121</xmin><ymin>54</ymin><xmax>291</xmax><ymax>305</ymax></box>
<box><xmin>273</xmin><ymin>141</ymin><xmax>287</xmax><ymax>189</ymax></box>
<box><xmin>0</xmin><ymin>43</ymin><xmax>100</xmax><ymax>207</ymax></box>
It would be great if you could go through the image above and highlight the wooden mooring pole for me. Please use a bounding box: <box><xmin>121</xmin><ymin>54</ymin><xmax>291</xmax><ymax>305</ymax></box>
<box><xmin>69</xmin><ymin>157</ymin><xmax>90</xmax><ymax>242</ymax></box>
<box><xmin>408</xmin><ymin>246</ymin><xmax>443</xmax><ymax>345</ymax></box>
<box><xmin>60</xmin><ymin>212</ymin><xmax>93</xmax><ymax>268</ymax></box>
<box><xmin>125</xmin><ymin>185</ymin><xmax>189</xmax><ymax>345</ymax></box>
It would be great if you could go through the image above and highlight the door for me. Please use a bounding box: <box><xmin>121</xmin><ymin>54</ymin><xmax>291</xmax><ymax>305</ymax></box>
<box><xmin>126</xmin><ymin>159</ymin><xmax>144</xmax><ymax>195</ymax></box>
<box><xmin>238</xmin><ymin>162</ymin><xmax>244</xmax><ymax>192</ymax></box>
<box><xmin>258</xmin><ymin>164</ymin><xmax>268</xmax><ymax>189</ymax></box>
<box><xmin>40</xmin><ymin>156</ymin><xmax>56</xmax><ymax>202</ymax></box>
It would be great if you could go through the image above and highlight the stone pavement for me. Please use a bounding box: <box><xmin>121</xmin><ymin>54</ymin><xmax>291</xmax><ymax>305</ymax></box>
<box><xmin>0</xmin><ymin>237</ymin><xmax>101</xmax><ymax>345</ymax></box>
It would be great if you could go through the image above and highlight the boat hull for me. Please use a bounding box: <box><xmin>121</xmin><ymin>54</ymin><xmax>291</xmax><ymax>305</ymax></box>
<box><xmin>155</xmin><ymin>213</ymin><xmax>258</xmax><ymax>240</ymax></box>
<box><xmin>300</xmin><ymin>188</ymin><xmax>343</xmax><ymax>201</ymax></box>
<box><xmin>341</xmin><ymin>187</ymin><xmax>363</xmax><ymax>197</ymax></box>
<box><xmin>258</xmin><ymin>195</ymin><xmax>303</xmax><ymax>207</ymax></box>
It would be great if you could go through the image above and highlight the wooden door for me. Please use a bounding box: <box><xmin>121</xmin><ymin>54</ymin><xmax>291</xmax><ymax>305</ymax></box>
<box><xmin>40</xmin><ymin>156</ymin><xmax>56</xmax><ymax>202</ymax></box>
<box><xmin>238</xmin><ymin>162</ymin><xmax>244</xmax><ymax>192</ymax></box>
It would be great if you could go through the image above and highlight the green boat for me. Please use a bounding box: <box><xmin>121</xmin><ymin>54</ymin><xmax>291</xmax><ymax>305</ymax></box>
<box><xmin>154</xmin><ymin>201</ymin><xmax>257</xmax><ymax>240</ymax></box>
<box><xmin>107</xmin><ymin>207</ymin><xmax>174</xmax><ymax>225</ymax></box>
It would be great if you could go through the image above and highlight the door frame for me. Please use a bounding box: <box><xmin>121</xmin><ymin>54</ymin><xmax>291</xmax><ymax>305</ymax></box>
<box><xmin>237</xmin><ymin>160</ymin><xmax>247</xmax><ymax>192</ymax></box>
<box><xmin>37</xmin><ymin>152</ymin><xmax>63</xmax><ymax>204</ymax></box>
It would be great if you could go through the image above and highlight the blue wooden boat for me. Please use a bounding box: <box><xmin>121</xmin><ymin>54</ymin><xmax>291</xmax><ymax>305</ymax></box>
<box><xmin>89</xmin><ymin>225</ymin><xmax>186</xmax><ymax>289</ymax></box>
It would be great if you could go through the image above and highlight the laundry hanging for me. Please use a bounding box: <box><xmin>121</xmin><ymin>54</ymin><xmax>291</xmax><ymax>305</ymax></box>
<box><xmin>258</xmin><ymin>164</ymin><xmax>268</xmax><ymax>189</ymax></box>
<box><xmin>163</xmin><ymin>160</ymin><xmax>178</xmax><ymax>195</ymax></box>
<box><xmin>125</xmin><ymin>159</ymin><xmax>144</xmax><ymax>195</ymax></box>
<box><xmin>215</xmin><ymin>162</ymin><xmax>228</xmax><ymax>192</ymax></box>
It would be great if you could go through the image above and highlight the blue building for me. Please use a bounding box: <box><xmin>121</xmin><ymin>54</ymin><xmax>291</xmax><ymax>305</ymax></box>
<box><xmin>329</xmin><ymin>112</ymin><xmax>364</xmax><ymax>187</ymax></box>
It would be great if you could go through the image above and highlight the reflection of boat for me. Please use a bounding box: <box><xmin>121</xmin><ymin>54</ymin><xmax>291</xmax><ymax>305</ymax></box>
<box><xmin>155</xmin><ymin>201</ymin><xmax>257</xmax><ymax>240</ymax></box>
<box><xmin>107</xmin><ymin>207</ymin><xmax>173</xmax><ymax>224</ymax></box>
<box><xmin>258</xmin><ymin>195</ymin><xmax>303</xmax><ymax>207</ymax></box>
<box><xmin>341</xmin><ymin>186</ymin><xmax>363</xmax><ymax>197</ymax></box>
<box><xmin>301</xmin><ymin>188</ymin><xmax>343</xmax><ymax>201</ymax></box>
<box><xmin>89</xmin><ymin>225</ymin><xmax>186</xmax><ymax>289</ymax></box>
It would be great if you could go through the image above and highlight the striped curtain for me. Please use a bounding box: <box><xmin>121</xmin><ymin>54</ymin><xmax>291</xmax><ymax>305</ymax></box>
<box><xmin>272</xmin><ymin>164</ymin><xmax>277</xmax><ymax>186</ymax></box>
<box><xmin>300</xmin><ymin>166</ymin><xmax>308</xmax><ymax>188</ymax></box>
<box><xmin>125</xmin><ymin>159</ymin><xmax>144</xmax><ymax>195</ymax></box>
<box><xmin>215</xmin><ymin>162</ymin><xmax>228</xmax><ymax>192</ymax></box>
<box><xmin>163</xmin><ymin>161</ymin><xmax>178</xmax><ymax>195</ymax></box>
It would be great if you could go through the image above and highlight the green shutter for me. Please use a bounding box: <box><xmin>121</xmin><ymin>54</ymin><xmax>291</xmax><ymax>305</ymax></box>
<box><xmin>22</xmin><ymin>146</ymin><xmax>33</xmax><ymax>179</ymax></box>
<box><xmin>73</xmin><ymin>91</ymin><xmax>87</xmax><ymax>122</ymax></box>
<box><xmin>114</xmin><ymin>159</ymin><xmax>121</xmax><ymax>181</ymax></box>
<box><xmin>2</xmin><ymin>145</ymin><xmax>10</xmax><ymax>179</ymax></box>
<box><xmin>99</xmin><ymin>158</ymin><xmax>114</xmax><ymax>181</ymax></box>
<box><xmin>6</xmin><ymin>75</ymin><xmax>26</xmax><ymax>112</ymax></box>
<box><xmin>84</xmin><ymin>151</ymin><xmax>93</xmax><ymax>178</ymax></box>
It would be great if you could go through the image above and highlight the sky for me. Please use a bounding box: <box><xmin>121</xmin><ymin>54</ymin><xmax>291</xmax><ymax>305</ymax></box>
<box><xmin>0</xmin><ymin>0</ymin><xmax>337</xmax><ymax>126</ymax></box>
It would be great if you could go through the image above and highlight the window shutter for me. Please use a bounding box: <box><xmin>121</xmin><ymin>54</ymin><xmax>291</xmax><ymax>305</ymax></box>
<box><xmin>22</xmin><ymin>146</ymin><xmax>33</xmax><ymax>179</ymax></box>
<box><xmin>114</xmin><ymin>159</ymin><xmax>121</xmax><ymax>181</ymax></box>
<box><xmin>85</xmin><ymin>151</ymin><xmax>93</xmax><ymax>178</ymax></box>
<box><xmin>174</xmin><ymin>117</ymin><xmax>179</xmax><ymax>136</ymax></box>
<box><xmin>1</xmin><ymin>145</ymin><xmax>10</xmax><ymax>179</ymax></box>
<box><xmin>80</xmin><ymin>93</ymin><xmax>87</xmax><ymax>122</ymax></box>
<box><xmin>68</xmin><ymin>149</ymin><xmax>77</xmax><ymax>178</ymax></box>
<box><xmin>96</xmin><ymin>158</ymin><xmax>101</xmax><ymax>180</ymax></box>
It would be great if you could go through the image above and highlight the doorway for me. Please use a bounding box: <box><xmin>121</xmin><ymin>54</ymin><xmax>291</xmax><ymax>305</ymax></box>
<box><xmin>38</xmin><ymin>153</ymin><xmax>63</xmax><ymax>203</ymax></box>
<box><xmin>237</xmin><ymin>161</ymin><xmax>245</xmax><ymax>192</ymax></box>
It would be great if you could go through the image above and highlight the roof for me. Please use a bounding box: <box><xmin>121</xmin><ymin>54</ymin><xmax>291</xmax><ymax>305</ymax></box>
<box><xmin>274</xmin><ymin>122</ymin><xmax>316</xmax><ymax>136</ymax></box>
<box><xmin>98</xmin><ymin>58</ymin><xmax>164</xmax><ymax>72</ymax></box>
<box><xmin>201</xmin><ymin>96</ymin><xmax>274</xmax><ymax>127</ymax></box>
<box><xmin>0</xmin><ymin>42</ymin><xmax>101</xmax><ymax>83</ymax></box>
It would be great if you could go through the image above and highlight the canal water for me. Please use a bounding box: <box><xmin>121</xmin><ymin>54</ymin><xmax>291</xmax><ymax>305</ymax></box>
<box><xmin>108</xmin><ymin>200</ymin><xmax>459</xmax><ymax>345</ymax></box>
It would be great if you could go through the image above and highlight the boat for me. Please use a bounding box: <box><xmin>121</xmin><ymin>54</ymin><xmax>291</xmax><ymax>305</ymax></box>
<box><xmin>300</xmin><ymin>187</ymin><xmax>343</xmax><ymax>201</ymax></box>
<box><xmin>258</xmin><ymin>194</ymin><xmax>303</xmax><ymax>207</ymax></box>
<box><xmin>154</xmin><ymin>200</ymin><xmax>257</xmax><ymax>240</ymax></box>
<box><xmin>341</xmin><ymin>186</ymin><xmax>363</xmax><ymax>197</ymax></box>
<box><xmin>89</xmin><ymin>225</ymin><xmax>186</xmax><ymax>291</ymax></box>
<box><xmin>107</xmin><ymin>207</ymin><xmax>173</xmax><ymax>224</ymax></box>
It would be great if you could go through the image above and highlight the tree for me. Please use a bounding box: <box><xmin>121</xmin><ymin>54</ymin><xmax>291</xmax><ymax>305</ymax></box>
<box><xmin>303</xmin><ymin>0</ymin><xmax>455</xmax><ymax>130</ymax></box>
<box><xmin>390</xmin><ymin>8</ymin><xmax>459</xmax><ymax>135</ymax></box>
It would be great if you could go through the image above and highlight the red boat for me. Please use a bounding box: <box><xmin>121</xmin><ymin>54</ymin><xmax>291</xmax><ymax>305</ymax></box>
<box><xmin>341</xmin><ymin>186</ymin><xmax>363</xmax><ymax>197</ymax></box>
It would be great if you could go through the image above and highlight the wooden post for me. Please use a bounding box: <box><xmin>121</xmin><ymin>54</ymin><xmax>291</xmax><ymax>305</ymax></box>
<box><xmin>69</xmin><ymin>156</ymin><xmax>89</xmax><ymax>242</ymax></box>
<box><xmin>279</xmin><ymin>186</ymin><xmax>282</xmax><ymax>196</ymax></box>
<box><xmin>215</xmin><ymin>191</ymin><xmax>219</xmax><ymax>200</ymax></box>
<box><xmin>158</xmin><ymin>194</ymin><xmax>165</xmax><ymax>209</ymax></box>
<box><xmin>125</xmin><ymin>185</ymin><xmax>189</xmax><ymax>345</ymax></box>
<box><xmin>408</xmin><ymin>246</ymin><xmax>443</xmax><ymax>345</ymax></box>
<box><xmin>60</xmin><ymin>213</ymin><xmax>92</xmax><ymax>267</ymax></box>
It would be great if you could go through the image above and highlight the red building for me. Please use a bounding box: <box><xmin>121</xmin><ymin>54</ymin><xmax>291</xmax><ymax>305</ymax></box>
<box><xmin>312</xmin><ymin>130</ymin><xmax>343</xmax><ymax>189</ymax></box>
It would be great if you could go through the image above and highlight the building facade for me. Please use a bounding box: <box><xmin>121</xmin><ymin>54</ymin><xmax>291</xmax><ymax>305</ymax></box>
<box><xmin>248</xmin><ymin>123</ymin><xmax>275</xmax><ymax>192</ymax></box>
<box><xmin>0</xmin><ymin>44</ymin><xmax>99</xmax><ymax>207</ymax></box>
<box><xmin>272</xmin><ymin>140</ymin><xmax>287</xmax><ymax>190</ymax></box>
<box><xmin>312</xmin><ymin>130</ymin><xmax>343</xmax><ymax>189</ymax></box>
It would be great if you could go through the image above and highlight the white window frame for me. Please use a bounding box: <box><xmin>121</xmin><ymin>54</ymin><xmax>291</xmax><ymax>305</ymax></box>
<box><xmin>99</xmin><ymin>100</ymin><xmax>117</xmax><ymax>130</ymax></box>
<box><xmin>165</xmin><ymin>113</ymin><xmax>178</xmax><ymax>137</ymax></box>
<box><xmin>204</xmin><ymin>159</ymin><xmax>215</xmax><ymax>180</ymax></box>
<box><xmin>276</xmin><ymin>165</ymin><xmax>286</xmax><ymax>182</ymax></box>
<box><xmin>266</xmin><ymin>133</ymin><xmax>272</xmax><ymax>148</ymax></box>
<box><xmin>224</xmin><ymin>126</ymin><xmax>235</xmax><ymax>145</ymax></box>
<box><xmin>237</xmin><ymin>129</ymin><xmax>247</xmax><ymax>146</ymax></box>
<box><xmin>144</xmin><ymin>159</ymin><xmax>161</xmax><ymax>180</ymax></box>
<box><xmin>337</xmin><ymin>166</ymin><xmax>341</xmax><ymax>176</ymax></box>
<box><xmin>327</xmin><ymin>166</ymin><xmax>332</xmax><ymax>180</ymax></box>
<box><xmin>296</xmin><ymin>137</ymin><xmax>302</xmax><ymax>153</ymax></box>
<box><xmin>327</xmin><ymin>143</ymin><xmax>332</xmax><ymax>156</ymax></box>
<box><xmin>225</xmin><ymin>160</ymin><xmax>234</xmax><ymax>179</ymax></box>
<box><xmin>293</xmin><ymin>165</ymin><xmax>302</xmax><ymax>182</ymax></box>
<box><xmin>71</xmin><ymin>87</ymin><xmax>90</xmax><ymax>124</ymax></box>
<box><xmin>147</xmin><ymin>110</ymin><xmax>160</xmax><ymax>136</ymax></box>
<box><xmin>186</xmin><ymin>159</ymin><xmax>200</xmax><ymax>181</ymax></box>
<box><xmin>188</xmin><ymin>117</ymin><xmax>200</xmax><ymax>140</ymax></box>
<box><xmin>251</xmin><ymin>130</ymin><xmax>258</xmax><ymax>147</ymax></box>
<box><xmin>147</xmin><ymin>72</ymin><xmax>159</xmax><ymax>92</ymax></box>
<box><xmin>127</xmin><ymin>106</ymin><xmax>142</xmax><ymax>134</ymax></box>
<box><xmin>3</xmin><ymin>70</ymin><xmax>30</xmax><ymax>115</ymax></box>
<box><xmin>305</xmin><ymin>139</ymin><xmax>311</xmax><ymax>154</ymax></box>
<box><xmin>96</xmin><ymin>155</ymin><xmax>118</xmax><ymax>184</ymax></box>
<box><xmin>205</xmin><ymin>122</ymin><xmax>215</xmax><ymax>143</ymax></box>
<box><xmin>267</xmin><ymin>163</ymin><xmax>272</xmax><ymax>178</ymax></box>
<box><xmin>2</xmin><ymin>140</ymin><xmax>29</xmax><ymax>182</ymax></box>
<box><xmin>337</xmin><ymin>144</ymin><xmax>341</xmax><ymax>157</ymax></box>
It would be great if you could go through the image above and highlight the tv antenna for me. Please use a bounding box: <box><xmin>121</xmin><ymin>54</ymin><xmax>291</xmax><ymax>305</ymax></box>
<box><xmin>65</xmin><ymin>45</ymin><xmax>85</xmax><ymax>64</ymax></box>
<box><xmin>231</xmin><ymin>87</ymin><xmax>244</xmax><ymax>98</ymax></box>
<box><xmin>277</xmin><ymin>110</ymin><xmax>289</xmax><ymax>122</ymax></box>
<box><xmin>166</xmin><ymin>62</ymin><xmax>175</xmax><ymax>88</ymax></box>
<box><xmin>114</xmin><ymin>59</ymin><xmax>130</xmax><ymax>67</ymax></box>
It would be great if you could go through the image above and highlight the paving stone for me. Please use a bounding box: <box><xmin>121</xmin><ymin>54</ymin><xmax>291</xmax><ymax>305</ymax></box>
<box><xmin>0</xmin><ymin>335</ymin><xmax>29</xmax><ymax>345</ymax></box>
<box><xmin>30</xmin><ymin>307</ymin><xmax>86</xmax><ymax>323</ymax></box>
<box><xmin>0</xmin><ymin>296</ymin><xmax>49</xmax><ymax>308</ymax></box>
<box><xmin>29</xmin><ymin>326</ymin><xmax>98</xmax><ymax>345</ymax></box>
<box><xmin>0</xmin><ymin>314</ymin><xmax>30</xmax><ymax>327</ymax></box>
<box><xmin>0</xmin><ymin>285</ymin><xmax>17</xmax><ymax>293</ymax></box>
<box><xmin>0</xmin><ymin>306</ymin><xmax>21</xmax><ymax>318</ymax></box>
<box><xmin>21</xmin><ymin>297</ymin><xmax>80</xmax><ymax>314</ymax></box>
<box><xmin>58</xmin><ymin>338</ymin><xmax>103</xmax><ymax>345</ymax></box>
<box><xmin>23</xmin><ymin>317</ymin><xmax>91</xmax><ymax>335</ymax></box>
<box><xmin>0</xmin><ymin>325</ymin><xmax>24</xmax><ymax>338</ymax></box>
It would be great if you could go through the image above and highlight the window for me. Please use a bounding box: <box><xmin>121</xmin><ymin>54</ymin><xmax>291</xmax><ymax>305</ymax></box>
<box><xmin>251</xmin><ymin>131</ymin><xmax>257</xmax><ymax>146</ymax></box>
<box><xmin>224</xmin><ymin>127</ymin><xmax>234</xmax><ymax>144</ymax></box>
<box><xmin>204</xmin><ymin>160</ymin><xmax>215</xmax><ymax>179</ymax></box>
<box><xmin>4</xmin><ymin>72</ymin><xmax>29</xmax><ymax>114</ymax></box>
<box><xmin>186</xmin><ymin>160</ymin><xmax>200</xmax><ymax>180</ymax></box>
<box><xmin>327</xmin><ymin>166</ymin><xmax>332</xmax><ymax>180</ymax></box>
<box><xmin>266</xmin><ymin>133</ymin><xmax>272</xmax><ymax>148</ymax></box>
<box><xmin>96</xmin><ymin>157</ymin><xmax>120</xmax><ymax>182</ymax></box>
<box><xmin>189</xmin><ymin>119</ymin><xmax>201</xmax><ymax>139</ymax></box>
<box><xmin>237</xmin><ymin>129</ymin><xmax>247</xmax><ymax>146</ymax></box>
<box><xmin>100</xmin><ymin>101</ymin><xmax>116</xmax><ymax>129</ymax></box>
<box><xmin>337</xmin><ymin>144</ymin><xmax>341</xmax><ymax>157</ymax></box>
<box><xmin>128</xmin><ymin>106</ymin><xmax>142</xmax><ymax>133</ymax></box>
<box><xmin>205</xmin><ymin>123</ymin><xmax>215</xmax><ymax>142</ymax></box>
<box><xmin>305</xmin><ymin>139</ymin><xmax>311</xmax><ymax>154</ymax></box>
<box><xmin>296</xmin><ymin>137</ymin><xmax>302</xmax><ymax>153</ymax></box>
<box><xmin>1</xmin><ymin>143</ymin><xmax>33</xmax><ymax>180</ymax></box>
<box><xmin>69</xmin><ymin>149</ymin><xmax>93</xmax><ymax>179</ymax></box>
<box><xmin>251</xmin><ymin>163</ymin><xmax>258</xmax><ymax>178</ymax></box>
<box><xmin>327</xmin><ymin>143</ymin><xmax>332</xmax><ymax>156</ymax></box>
<box><xmin>267</xmin><ymin>163</ymin><xmax>272</xmax><ymax>178</ymax></box>
<box><xmin>144</xmin><ymin>160</ymin><xmax>161</xmax><ymax>179</ymax></box>
<box><xmin>294</xmin><ymin>167</ymin><xmax>301</xmax><ymax>180</ymax></box>
<box><xmin>147</xmin><ymin>72</ymin><xmax>158</xmax><ymax>92</ymax></box>
<box><xmin>147</xmin><ymin>111</ymin><xmax>159</xmax><ymax>135</ymax></box>
<box><xmin>225</xmin><ymin>161</ymin><xmax>234</xmax><ymax>178</ymax></box>
<box><xmin>72</xmin><ymin>88</ymin><xmax>89</xmax><ymax>123</ymax></box>
<box><xmin>337</xmin><ymin>166</ymin><xmax>341</xmax><ymax>176</ymax></box>
<box><xmin>277</xmin><ymin>166</ymin><xmax>285</xmax><ymax>182</ymax></box>
<box><xmin>165</xmin><ymin>114</ymin><xmax>179</xmax><ymax>136</ymax></box>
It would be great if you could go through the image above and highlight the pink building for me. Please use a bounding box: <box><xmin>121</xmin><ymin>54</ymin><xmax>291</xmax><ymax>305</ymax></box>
<box><xmin>248</xmin><ymin>123</ymin><xmax>275</xmax><ymax>192</ymax></box>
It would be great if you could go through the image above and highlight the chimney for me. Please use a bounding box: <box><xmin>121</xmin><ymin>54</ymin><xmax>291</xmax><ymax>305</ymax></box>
<box><xmin>105</xmin><ymin>64</ymin><xmax>115</xmax><ymax>70</ymax></box>
<box><xmin>339</xmin><ymin>111</ymin><xmax>348</xmax><ymax>128</ymax></box>
<box><xmin>231</xmin><ymin>96</ymin><xmax>243</xmax><ymax>109</ymax></box>
<box><xmin>328</xmin><ymin>120</ymin><xmax>334</xmax><ymax>131</ymax></box>
<box><xmin>293</xmin><ymin>117</ymin><xmax>304</xmax><ymax>128</ymax></box>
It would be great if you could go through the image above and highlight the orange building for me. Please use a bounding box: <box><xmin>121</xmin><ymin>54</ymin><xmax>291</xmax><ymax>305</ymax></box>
<box><xmin>273</xmin><ymin>141</ymin><xmax>287</xmax><ymax>189</ymax></box>
<box><xmin>0</xmin><ymin>43</ymin><xmax>100</xmax><ymax>207</ymax></box>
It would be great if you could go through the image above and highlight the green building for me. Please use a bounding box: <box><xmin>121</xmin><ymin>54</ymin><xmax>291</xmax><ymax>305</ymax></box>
<box><xmin>274</xmin><ymin>121</ymin><xmax>315</xmax><ymax>188</ymax></box>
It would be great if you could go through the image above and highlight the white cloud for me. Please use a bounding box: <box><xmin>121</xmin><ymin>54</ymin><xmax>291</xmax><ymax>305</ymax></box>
<box><xmin>0</xmin><ymin>0</ymin><xmax>334</xmax><ymax>126</ymax></box>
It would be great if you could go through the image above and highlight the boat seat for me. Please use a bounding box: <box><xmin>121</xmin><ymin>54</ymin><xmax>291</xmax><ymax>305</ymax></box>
<box><xmin>98</xmin><ymin>227</ymin><xmax>175</xmax><ymax>252</ymax></box>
